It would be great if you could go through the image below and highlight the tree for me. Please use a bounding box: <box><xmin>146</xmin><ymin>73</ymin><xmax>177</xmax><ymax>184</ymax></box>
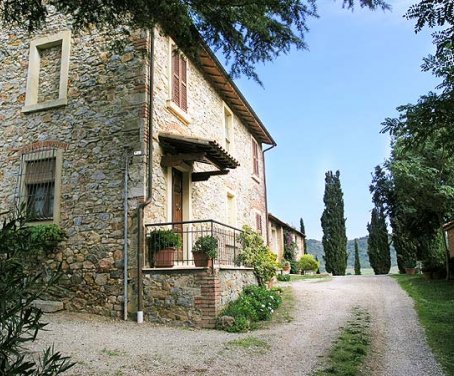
<box><xmin>298</xmin><ymin>254</ymin><xmax>320</xmax><ymax>274</ymax></box>
<box><xmin>0</xmin><ymin>212</ymin><xmax>73</xmax><ymax>374</ymax></box>
<box><xmin>354</xmin><ymin>239</ymin><xmax>361</xmax><ymax>275</ymax></box>
<box><xmin>367</xmin><ymin>208</ymin><xmax>391</xmax><ymax>274</ymax></box>
<box><xmin>299</xmin><ymin>217</ymin><xmax>307</xmax><ymax>253</ymax></box>
<box><xmin>0</xmin><ymin>0</ymin><xmax>389</xmax><ymax>83</ymax></box>
<box><xmin>320</xmin><ymin>170</ymin><xmax>348</xmax><ymax>276</ymax></box>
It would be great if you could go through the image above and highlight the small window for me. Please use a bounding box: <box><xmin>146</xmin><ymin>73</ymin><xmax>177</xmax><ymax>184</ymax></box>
<box><xmin>172</xmin><ymin>49</ymin><xmax>188</xmax><ymax>112</ymax></box>
<box><xmin>252</xmin><ymin>138</ymin><xmax>260</xmax><ymax>177</ymax></box>
<box><xmin>224</xmin><ymin>107</ymin><xmax>233</xmax><ymax>153</ymax></box>
<box><xmin>256</xmin><ymin>213</ymin><xmax>262</xmax><ymax>235</ymax></box>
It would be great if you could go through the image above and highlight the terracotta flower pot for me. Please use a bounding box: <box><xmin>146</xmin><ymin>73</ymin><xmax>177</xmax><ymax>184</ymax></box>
<box><xmin>154</xmin><ymin>247</ymin><xmax>176</xmax><ymax>268</ymax></box>
<box><xmin>193</xmin><ymin>252</ymin><xmax>213</xmax><ymax>267</ymax></box>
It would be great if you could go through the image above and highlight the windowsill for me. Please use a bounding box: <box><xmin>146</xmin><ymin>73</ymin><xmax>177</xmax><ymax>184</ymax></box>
<box><xmin>22</xmin><ymin>97</ymin><xmax>67</xmax><ymax>113</ymax></box>
<box><xmin>166</xmin><ymin>100</ymin><xmax>192</xmax><ymax>124</ymax></box>
<box><xmin>251</xmin><ymin>174</ymin><xmax>261</xmax><ymax>184</ymax></box>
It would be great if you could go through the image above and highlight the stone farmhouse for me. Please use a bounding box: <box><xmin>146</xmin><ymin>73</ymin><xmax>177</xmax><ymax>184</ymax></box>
<box><xmin>0</xmin><ymin>9</ymin><xmax>277</xmax><ymax>327</ymax></box>
<box><xmin>268</xmin><ymin>213</ymin><xmax>305</xmax><ymax>262</ymax></box>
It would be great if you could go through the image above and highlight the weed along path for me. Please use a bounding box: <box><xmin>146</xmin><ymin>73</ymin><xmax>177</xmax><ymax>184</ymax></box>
<box><xmin>30</xmin><ymin>275</ymin><xmax>444</xmax><ymax>376</ymax></box>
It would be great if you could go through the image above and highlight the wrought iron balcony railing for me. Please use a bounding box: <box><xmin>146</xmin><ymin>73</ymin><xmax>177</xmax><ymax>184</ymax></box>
<box><xmin>145</xmin><ymin>219</ymin><xmax>243</xmax><ymax>268</ymax></box>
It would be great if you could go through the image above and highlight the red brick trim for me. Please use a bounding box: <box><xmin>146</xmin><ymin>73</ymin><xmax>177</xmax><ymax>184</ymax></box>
<box><xmin>12</xmin><ymin>140</ymin><xmax>69</xmax><ymax>154</ymax></box>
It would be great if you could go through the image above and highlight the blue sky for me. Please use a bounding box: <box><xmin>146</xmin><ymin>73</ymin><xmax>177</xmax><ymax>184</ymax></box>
<box><xmin>234</xmin><ymin>0</ymin><xmax>439</xmax><ymax>240</ymax></box>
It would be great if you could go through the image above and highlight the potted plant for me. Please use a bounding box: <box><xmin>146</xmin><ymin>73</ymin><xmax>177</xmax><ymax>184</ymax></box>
<box><xmin>148</xmin><ymin>229</ymin><xmax>182</xmax><ymax>268</ymax></box>
<box><xmin>281</xmin><ymin>260</ymin><xmax>291</xmax><ymax>273</ymax></box>
<box><xmin>404</xmin><ymin>261</ymin><xmax>417</xmax><ymax>275</ymax></box>
<box><xmin>192</xmin><ymin>235</ymin><xmax>218</xmax><ymax>267</ymax></box>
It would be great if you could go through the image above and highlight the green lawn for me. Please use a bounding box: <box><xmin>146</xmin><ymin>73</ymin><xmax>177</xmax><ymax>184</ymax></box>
<box><xmin>289</xmin><ymin>274</ymin><xmax>331</xmax><ymax>282</ymax></box>
<box><xmin>393</xmin><ymin>275</ymin><xmax>454</xmax><ymax>376</ymax></box>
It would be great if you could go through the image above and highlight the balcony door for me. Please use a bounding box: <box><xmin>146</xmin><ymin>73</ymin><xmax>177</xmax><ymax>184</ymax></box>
<box><xmin>172</xmin><ymin>168</ymin><xmax>184</xmax><ymax>261</ymax></box>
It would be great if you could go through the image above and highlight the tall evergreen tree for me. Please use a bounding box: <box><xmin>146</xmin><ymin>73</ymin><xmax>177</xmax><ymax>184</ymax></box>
<box><xmin>299</xmin><ymin>217</ymin><xmax>307</xmax><ymax>253</ymax></box>
<box><xmin>354</xmin><ymin>239</ymin><xmax>361</xmax><ymax>275</ymax></box>
<box><xmin>367</xmin><ymin>208</ymin><xmax>391</xmax><ymax>274</ymax></box>
<box><xmin>321</xmin><ymin>170</ymin><xmax>348</xmax><ymax>276</ymax></box>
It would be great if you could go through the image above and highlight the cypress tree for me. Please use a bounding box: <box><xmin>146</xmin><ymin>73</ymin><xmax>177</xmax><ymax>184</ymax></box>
<box><xmin>354</xmin><ymin>239</ymin><xmax>361</xmax><ymax>275</ymax></box>
<box><xmin>320</xmin><ymin>170</ymin><xmax>348</xmax><ymax>276</ymax></box>
<box><xmin>367</xmin><ymin>208</ymin><xmax>391</xmax><ymax>274</ymax></box>
<box><xmin>299</xmin><ymin>217</ymin><xmax>307</xmax><ymax>253</ymax></box>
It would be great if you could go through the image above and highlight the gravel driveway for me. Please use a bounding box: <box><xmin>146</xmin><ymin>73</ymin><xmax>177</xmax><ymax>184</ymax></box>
<box><xmin>30</xmin><ymin>275</ymin><xmax>444</xmax><ymax>375</ymax></box>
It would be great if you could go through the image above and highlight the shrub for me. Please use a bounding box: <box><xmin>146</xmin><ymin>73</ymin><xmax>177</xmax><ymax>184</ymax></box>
<box><xmin>299</xmin><ymin>254</ymin><xmax>320</xmax><ymax>273</ymax></box>
<box><xmin>218</xmin><ymin>285</ymin><xmax>282</xmax><ymax>332</ymax></box>
<box><xmin>30</xmin><ymin>224</ymin><xmax>66</xmax><ymax>252</ymax></box>
<box><xmin>148</xmin><ymin>229</ymin><xmax>182</xmax><ymax>252</ymax></box>
<box><xmin>238</xmin><ymin>226</ymin><xmax>279</xmax><ymax>286</ymax></box>
<box><xmin>290</xmin><ymin>260</ymin><xmax>300</xmax><ymax>274</ymax></box>
<box><xmin>277</xmin><ymin>274</ymin><xmax>290</xmax><ymax>282</ymax></box>
<box><xmin>192</xmin><ymin>235</ymin><xmax>218</xmax><ymax>259</ymax></box>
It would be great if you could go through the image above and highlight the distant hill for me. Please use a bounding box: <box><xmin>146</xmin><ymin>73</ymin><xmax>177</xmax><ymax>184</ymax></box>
<box><xmin>306</xmin><ymin>236</ymin><xmax>397</xmax><ymax>272</ymax></box>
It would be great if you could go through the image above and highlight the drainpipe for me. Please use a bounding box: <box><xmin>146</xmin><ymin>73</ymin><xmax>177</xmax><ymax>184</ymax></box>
<box><xmin>123</xmin><ymin>151</ymin><xmax>130</xmax><ymax>320</ymax></box>
<box><xmin>262</xmin><ymin>143</ymin><xmax>276</xmax><ymax>245</ymax></box>
<box><xmin>136</xmin><ymin>27</ymin><xmax>155</xmax><ymax>324</ymax></box>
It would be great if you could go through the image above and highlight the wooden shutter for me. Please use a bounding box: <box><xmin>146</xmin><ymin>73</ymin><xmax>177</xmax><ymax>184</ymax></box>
<box><xmin>180</xmin><ymin>57</ymin><xmax>187</xmax><ymax>112</ymax></box>
<box><xmin>172</xmin><ymin>50</ymin><xmax>180</xmax><ymax>105</ymax></box>
<box><xmin>252</xmin><ymin>139</ymin><xmax>259</xmax><ymax>176</ymax></box>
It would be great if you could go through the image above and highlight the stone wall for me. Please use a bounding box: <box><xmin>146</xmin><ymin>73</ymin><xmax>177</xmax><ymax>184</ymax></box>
<box><xmin>0</xmin><ymin>8</ymin><xmax>148</xmax><ymax>318</ymax></box>
<box><xmin>142</xmin><ymin>268</ymin><xmax>256</xmax><ymax>328</ymax></box>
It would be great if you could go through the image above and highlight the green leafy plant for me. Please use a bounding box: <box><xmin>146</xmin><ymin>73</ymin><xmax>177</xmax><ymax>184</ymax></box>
<box><xmin>276</xmin><ymin>274</ymin><xmax>290</xmax><ymax>282</ymax></box>
<box><xmin>238</xmin><ymin>226</ymin><xmax>279</xmax><ymax>286</ymax></box>
<box><xmin>148</xmin><ymin>229</ymin><xmax>182</xmax><ymax>252</ymax></box>
<box><xmin>0</xmin><ymin>211</ymin><xmax>74</xmax><ymax>374</ymax></box>
<box><xmin>30</xmin><ymin>224</ymin><xmax>66</xmax><ymax>252</ymax></box>
<box><xmin>218</xmin><ymin>285</ymin><xmax>282</xmax><ymax>332</ymax></box>
<box><xmin>298</xmin><ymin>254</ymin><xmax>320</xmax><ymax>273</ymax></box>
<box><xmin>192</xmin><ymin>235</ymin><xmax>218</xmax><ymax>259</ymax></box>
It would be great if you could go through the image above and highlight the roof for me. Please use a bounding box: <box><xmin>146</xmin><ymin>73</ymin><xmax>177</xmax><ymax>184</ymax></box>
<box><xmin>159</xmin><ymin>133</ymin><xmax>240</xmax><ymax>170</ymax></box>
<box><xmin>443</xmin><ymin>221</ymin><xmax>454</xmax><ymax>231</ymax></box>
<box><xmin>268</xmin><ymin>213</ymin><xmax>305</xmax><ymax>238</ymax></box>
<box><xmin>196</xmin><ymin>46</ymin><xmax>276</xmax><ymax>146</ymax></box>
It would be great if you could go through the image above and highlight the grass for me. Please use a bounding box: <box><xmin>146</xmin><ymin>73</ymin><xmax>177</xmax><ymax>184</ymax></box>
<box><xmin>289</xmin><ymin>274</ymin><xmax>332</xmax><ymax>282</ymax></box>
<box><xmin>393</xmin><ymin>274</ymin><xmax>454</xmax><ymax>376</ymax></box>
<box><xmin>314</xmin><ymin>306</ymin><xmax>371</xmax><ymax>376</ymax></box>
<box><xmin>227</xmin><ymin>336</ymin><xmax>270</xmax><ymax>350</ymax></box>
<box><xmin>258</xmin><ymin>286</ymin><xmax>295</xmax><ymax>327</ymax></box>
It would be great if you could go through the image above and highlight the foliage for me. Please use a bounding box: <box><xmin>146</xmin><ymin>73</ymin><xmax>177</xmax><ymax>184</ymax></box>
<box><xmin>0</xmin><ymin>0</ymin><xmax>389</xmax><ymax>84</ymax></box>
<box><xmin>29</xmin><ymin>224</ymin><xmax>66</xmax><ymax>253</ymax></box>
<box><xmin>283</xmin><ymin>230</ymin><xmax>297</xmax><ymax>261</ymax></box>
<box><xmin>192</xmin><ymin>235</ymin><xmax>218</xmax><ymax>259</ymax></box>
<box><xmin>218</xmin><ymin>285</ymin><xmax>282</xmax><ymax>332</ymax></box>
<box><xmin>393</xmin><ymin>275</ymin><xmax>454</xmax><ymax>375</ymax></box>
<box><xmin>290</xmin><ymin>259</ymin><xmax>300</xmax><ymax>274</ymax></box>
<box><xmin>276</xmin><ymin>273</ymin><xmax>291</xmax><ymax>282</ymax></box>
<box><xmin>367</xmin><ymin>208</ymin><xmax>391</xmax><ymax>275</ymax></box>
<box><xmin>0</xmin><ymin>212</ymin><xmax>74</xmax><ymax>374</ymax></box>
<box><xmin>421</xmin><ymin>232</ymin><xmax>446</xmax><ymax>272</ymax></box>
<box><xmin>148</xmin><ymin>229</ymin><xmax>182</xmax><ymax>252</ymax></box>
<box><xmin>321</xmin><ymin>170</ymin><xmax>348</xmax><ymax>276</ymax></box>
<box><xmin>238</xmin><ymin>226</ymin><xmax>279</xmax><ymax>287</ymax></box>
<box><xmin>354</xmin><ymin>239</ymin><xmax>361</xmax><ymax>275</ymax></box>
<box><xmin>314</xmin><ymin>307</ymin><xmax>371</xmax><ymax>376</ymax></box>
<box><xmin>300</xmin><ymin>217</ymin><xmax>307</xmax><ymax>252</ymax></box>
<box><xmin>298</xmin><ymin>254</ymin><xmax>319</xmax><ymax>272</ymax></box>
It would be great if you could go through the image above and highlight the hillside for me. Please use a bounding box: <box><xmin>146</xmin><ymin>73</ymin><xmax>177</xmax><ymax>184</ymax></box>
<box><xmin>306</xmin><ymin>237</ymin><xmax>397</xmax><ymax>272</ymax></box>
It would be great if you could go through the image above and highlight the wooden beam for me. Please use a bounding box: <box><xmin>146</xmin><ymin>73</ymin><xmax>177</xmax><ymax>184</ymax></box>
<box><xmin>161</xmin><ymin>152</ymin><xmax>206</xmax><ymax>167</ymax></box>
<box><xmin>192</xmin><ymin>170</ymin><xmax>229</xmax><ymax>182</ymax></box>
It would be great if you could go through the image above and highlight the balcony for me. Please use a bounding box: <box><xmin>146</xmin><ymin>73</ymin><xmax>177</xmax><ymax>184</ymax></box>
<box><xmin>145</xmin><ymin>220</ymin><xmax>244</xmax><ymax>268</ymax></box>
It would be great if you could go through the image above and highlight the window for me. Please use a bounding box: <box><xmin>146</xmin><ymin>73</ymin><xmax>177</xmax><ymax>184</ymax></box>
<box><xmin>224</xmin><ymin>107</ymin><xmax>233</xmax><ymax>153</ymax></box>
<box><xmin>17</xmin><ymin>147</ymin><xmax>63</xmax><ymax>223</ymax></box>
<box><xmin>256</xmin><ymin>213</ymin><xmax>262</xmax><ymax>235</ymax></box>
<box><xmin>22</xmin><ymin>30</ymin><xmax>71</xmax><ymax>113</ymax></box>
<box><xmin>172</xmin><ymin>49</ymin><xmax>188</xmax><ymax>112</ymax></box>
<box><xmin>252</xmin><ymin>138</ymin><xmax>260</xmax><ymax>177</ymax></box>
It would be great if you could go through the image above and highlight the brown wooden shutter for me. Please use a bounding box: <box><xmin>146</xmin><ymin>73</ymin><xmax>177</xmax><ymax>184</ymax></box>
<box><xmin>180</xmin><ymin>57</ymin><xmax>187</xmax><ymax>112</ymax></box>
<box><xmin>256</xmin><ymin>213</ymin><xmax>262</xmax><ymax>234</ymax></box>
<box><xmin>172</xmin><ymin>50</ymin><xmax>180</xmax><ymax>105</ymax></box>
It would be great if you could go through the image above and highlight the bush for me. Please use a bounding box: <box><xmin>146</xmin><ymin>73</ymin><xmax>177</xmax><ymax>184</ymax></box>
<box><xmin>277</xmin><ymin>273</ymin><xmax>291</xmax><ymax>282</ymax></box>
<box><xmin>290</xmin><ymin>260</ymin><xmax>300</xmax><ymax>274</ymax></box>
<box><xmin>218</xmin><ymin>285</ymin><xmax>282</xmax><ymax>332</ymax></box>
<box><xmin>192</xmin><ymin>235</ymin><xmax>218</xmax><ymax>259</ymax></box>
<box><xmin>30</xmin><ymin>224</ymin><xmax>66</xmax><ymax>252</ymax></box>
<box><xmin>299</xmin><ymin>254</ymin><xmax>320</xmax><ymax>273</ymax></box>
<box><xmin>148</xmin><ymin>229</ymin><xmax>182</xmax><ymax>252</ymax></box>
<box><xmin>238</xmin><ymin>226</ymin><xmax>279</xmax><ymax>286</ymax></box>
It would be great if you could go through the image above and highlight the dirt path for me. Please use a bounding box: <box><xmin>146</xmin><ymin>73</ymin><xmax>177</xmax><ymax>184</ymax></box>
<box><xmin>30</xmin><ymin>275</ymin><xmax>444</xmax><ymax>375</ymax></box>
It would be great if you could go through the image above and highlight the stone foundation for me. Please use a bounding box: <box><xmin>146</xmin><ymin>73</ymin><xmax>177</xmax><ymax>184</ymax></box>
<box><xmin>142</xmin><ymin>267</ymin><xmax>256</xmax><ymax>328</ymax></box>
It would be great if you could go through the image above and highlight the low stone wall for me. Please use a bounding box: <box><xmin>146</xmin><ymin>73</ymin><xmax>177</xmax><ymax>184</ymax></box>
<box><xmin>142</xmin><ymin>267</ymin><xmax>256</xmax><ymax>328</ymax></box>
